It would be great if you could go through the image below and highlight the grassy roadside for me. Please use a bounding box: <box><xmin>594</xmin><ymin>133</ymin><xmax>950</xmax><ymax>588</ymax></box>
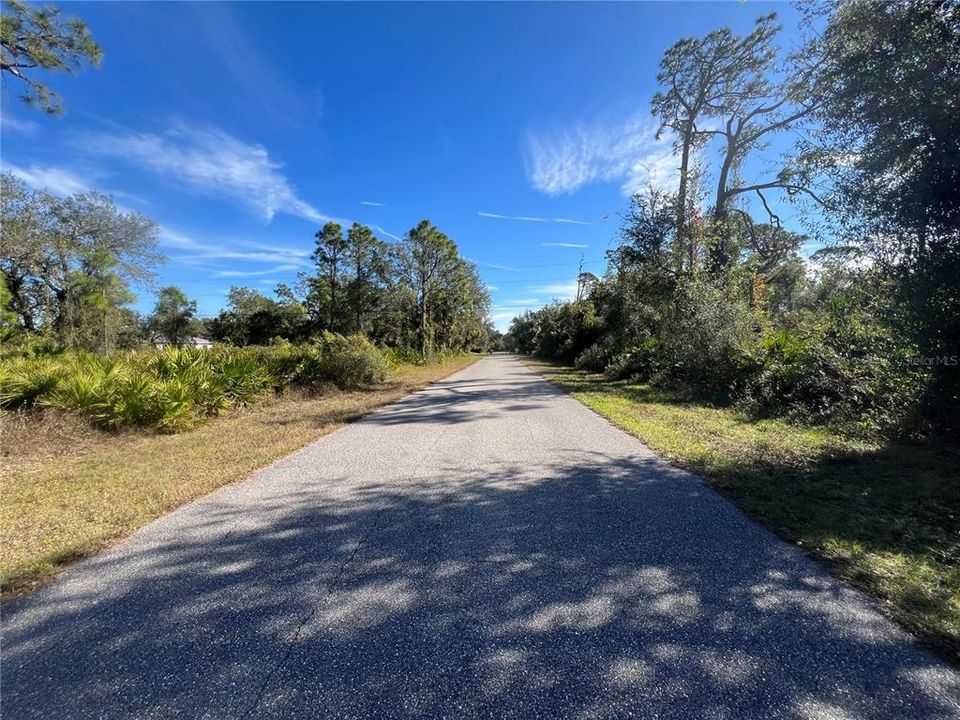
<box><xmin>525</xmin><ymin>358</ymin><xmax>960</xmax><ymax>662</ymax></box>
<box><xmin>0</xmin><ymin>355</ymin><xmax>477</xmax><ymax>600</ymax></box>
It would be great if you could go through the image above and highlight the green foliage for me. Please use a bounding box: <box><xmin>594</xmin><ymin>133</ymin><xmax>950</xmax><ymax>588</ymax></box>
<box><xmin>1</xmin><ymin>172</ymin><xmax>160</xmax><ymax>350</ymax></box>
<box><xmin>508</xmin><ymin>4</ymin><xmax>956</xmax><ymax>440</ymax></box>
<box><xmin>603</xmin><ymin>338</ymin><xmax>663</xmax><ymax>382</ymax></box>
<box><xmin>507</xmin><ymin>301</ymin><xmax>603</xmax><ymax>365</ymax></box>
<box><xmin>655</xmin><ymin>279</ymin><xmax>755</xmax><ymax>399</ymax></box>
<box><xmin>147</xmin><ymin>286</ymin><xmax>199</xmax><ymax>348</ymax></box>
<box><xmin>0</xmin><ymin>357</ymin><xmax>62</xmax><ymax>409</ymax></box>
<box><xmin>315</xmin><ymin>332</ymin><xmax>389</xmax><ymax>389</ymax></box>
<box><xmin>2</xmin><ymin>188</ymin><xmax>485</xmax><ymax>362</ymax></box>
<box><xmin>0</xmin><ymin>338</ymin><xmax>389</xmax><ymax>431</ymax></box>
<box><xmin>0</xmin><ymin>0</ymin><xmax>102</xmax><ymax>114</ymax></box>
<box><xmin>207</xmin><ymin>286</ymin><xmax>308</xmax><ymax>346</ymax></box>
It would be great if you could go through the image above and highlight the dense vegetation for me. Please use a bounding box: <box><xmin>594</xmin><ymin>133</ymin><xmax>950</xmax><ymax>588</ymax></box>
<box><xmin>0</xmin><ymin>174</ymin><xmax>491</xmax><ymax>434</ymax></box>
<box><xmin>0</xmin><ymin>335</ymin><xmax>394</xmax><ymax>431</ymax></box>
<box><xmin>507</xmin><ymin>1</ymin><xmax>959</xmax><ymax>440</ymax></box>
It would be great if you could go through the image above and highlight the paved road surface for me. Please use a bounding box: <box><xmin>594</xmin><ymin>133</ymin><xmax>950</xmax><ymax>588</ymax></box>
<box><xmin>4</xmin><ymin>356</ymin><xmax>959</xmax><ymax>719</ymax></box>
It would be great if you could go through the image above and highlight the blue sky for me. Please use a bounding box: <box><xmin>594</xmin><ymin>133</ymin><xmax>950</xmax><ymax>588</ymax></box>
<box><xmin>1</xmin><ymin>1</ymin><xmax>808</xmax><ymax>330</ymax></box>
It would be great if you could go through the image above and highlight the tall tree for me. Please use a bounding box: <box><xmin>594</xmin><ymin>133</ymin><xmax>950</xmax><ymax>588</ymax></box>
<box><xmin>0</xmin><ymin>173</ymin><xmax>58</xmax><ymax>331</ymax></box>
<box><xmin>344</xmin><ymin>222</ymin><xmax>390</xmax><ymax>334</ymax></box>
<box><xmin>807</xmin><ymin>0</ymin><xmax>960</xmax><ymax>260</ymax></box>
<box><xmin>0</xmin><ymin>172</ymin><xmax>159</xmax><ymax>346</ymax></box>
<box><xmin>395</xmin><ymin>220</ymin><xmax>461</xmax><ymax>355</ymax></box>
<box><xmin>652</xmin><ymin>14</ymin><xmax>779</xmax><ymax>273</ymax></box>
<box><xmin>805</xmin><ymin>0</ymin><xmax>960</xmax><ymax>429</ymax></box>
<box><xmin>66</xmin><ymin>246</ymin><xmax>136</xmax><ymax>352</ymax></box>
<box><xmin>0</xmin><ymin>0</ymin><xmax>102</xmax><ymax>114</ymax></box>
<box><xmin>707</xmin><ymin>36</ymin><xmax>824</xmax><ymax>272</ymax></box>
<box><xmin>208</xmin><ymin>285</ymin><xmax>308</xmax><ymax>346</ymax></box>
<box><xmin>310</xmin><ymin>221</ymin><xmax>348</xmax><ymax>332</ymax></box>
<box><xmin>148</xmin><ymin>286</ymin><xmax>198</xmax><ymax>348</ymax></box>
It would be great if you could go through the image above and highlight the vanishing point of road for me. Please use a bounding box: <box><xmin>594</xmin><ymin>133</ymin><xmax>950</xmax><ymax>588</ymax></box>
<box><xmin>4</xmin><ymin>355</ymin><xmax>959</xmax><ymax>719</ymax></box>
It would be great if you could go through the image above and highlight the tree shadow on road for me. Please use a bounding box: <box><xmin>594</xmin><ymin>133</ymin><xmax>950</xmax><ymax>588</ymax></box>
<box><xmin>5</xmin><ymin>449</ymin><xmax>958</xmax><ymax>719</ymax></box>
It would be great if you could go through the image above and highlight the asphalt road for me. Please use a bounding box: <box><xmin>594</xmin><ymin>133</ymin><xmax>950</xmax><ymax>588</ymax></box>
<box><xmin>4</xmin><ymin>355</ymin><xmax>959</xmax><ymax>719</ymax></box>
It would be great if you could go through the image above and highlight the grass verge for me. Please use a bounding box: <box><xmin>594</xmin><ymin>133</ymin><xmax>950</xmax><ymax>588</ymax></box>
<box><xmin>0</xmin><ymin>355</ymin><xmax>477</xmax><ymax>600</ymax></box>
<box><xmin>526</xmin><ymin>358</ymin><xmax>960</xmax><ymax>662</ymax></box>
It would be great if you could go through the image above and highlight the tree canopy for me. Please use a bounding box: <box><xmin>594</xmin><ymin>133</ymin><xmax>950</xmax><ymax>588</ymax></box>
<box><xmin>0</xmin><ymin>172</ymin><xmax>160</xmax><ymax>351</ymax></box>
<box><xmin>0</xmin><ymin>0</ymin><xmax>102</xmax><ymax>114</ymax></box>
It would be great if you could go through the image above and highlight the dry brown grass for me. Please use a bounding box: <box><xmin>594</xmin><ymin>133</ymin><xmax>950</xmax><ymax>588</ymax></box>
<box><xmin>0</xmin><ymin>356</ymin><xmax>477</xmax><ymax>600</ymax></box>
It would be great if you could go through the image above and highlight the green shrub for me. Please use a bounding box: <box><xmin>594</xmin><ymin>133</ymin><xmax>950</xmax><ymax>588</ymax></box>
<box><xmin>736</xmin><ymin>318</ymin><xmax>929</xmax><ymax>436</ymax></box>
<box><xmin>382</xmin><ymin>346</ymin><xmax>428</xmax><ymax>367</ymax></box>
<box><xmin>211</xmin><ymin>352</ymin><xmax>271</xmax><ymax>404</ymax></box>
<box><xmin>0</xmin><ymin>333</ymin><xmax>67</xmax><ymax>361</ymax></box>
<box><xmin>99</xmin><ymin>372</ymin><xmax>167</xmax><ymax>429</ymax></box>
<box><xmin>0</xmin><ymin>359</ymin><xmax>63</xmax><ymax>409</ymax></box>
<box><xmin>655</xmin><ymin>279</ymin><xmax>755</xmax><ymax>399</ymax></box>
<box><xmin>604</xmin><ymin>337</ymin><xmax>664</xmax><ymax>381</ymax></box>
<box><xmin>575</xmin><ymin>340</ymin><xmax>613</xmax><ymax>373</ymax></box>
<box><xmin>0</xmin><ymin>337</ymin><xmax>395</xmax><ymax>431</ymax></box>
<box><xmin>316</xmin><ymin>332</ymin><xmax>389</xmax><ymax>389</ymax></box>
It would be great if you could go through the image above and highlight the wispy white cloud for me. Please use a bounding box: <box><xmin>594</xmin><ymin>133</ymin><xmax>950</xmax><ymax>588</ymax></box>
<box><xmin>158</xmin><ymin>226</ymin><xmax>312</xmax><ymax>269</ymax></box>
<box><xmin>524</xmin><ymin>113</ymin><xmax>677</xmax><ymax>196</ymax></box>
<box><xmin>528</xmin><ymin>280</ymin><xmax>579</xmax><ymax>300</ymax></box>
<box><xmin>361</xmin><ymin>200</ymin><xmax>386</xmax><ymax>207</ymax></box>
<box><xmin>1</xmin><ymin>110</ymin><xmax>40</xmax><ymax>136</ymax></box>
<box><xmin>478</xmin><ymin>211</ymin><xmax>590</xmax><ymax>225</ymax></box>
<box><xmin>485</xmin><ymin>284</ymin><xmax>499</xmax><ymax>292</ymax></box>
<box><xmin>190</xmin><ymin>2</ymin><xmax>322</xmax><ymax>127</ymax></box>
<box><xmin>541</xmin><ymin>242</ymin><xmax>589</xmax><ymax>249</ymax></box>
<box><xmin>491</xmin><ymin>310</ymin><xmax>519</xmax><ymax>324</ymax></box>
<box><xmin>84</xmin><ymin>124</ymin><xmax>329</xmax><ymax>223</ymax></box>
<box><xmin>468</xmin><ymin>259</ymin><xmax>521</xmax><ymax>273</ymax></box>
<box><xmin>7</xmin><ymin>162</ymin><xmax>151</xmax><ymax>209</ymax></box>
<box><xmin>5</xmin><ymin>162</ymin><xmax>92</xmax><ymax>197</ymax></box>
<box><xmin>499</xmin><ymin>298</ymin><xmax>540</xmax><ymax>306</ymax></box>
<box><xmin>372</xmin><ymin>225</ymin><xmax>402</xmax><ymax>242</ymax></box>
<box><xmin>214</xmin><ymin>264</ymin><xmax>300</xmax><ymax>278</ymax></box>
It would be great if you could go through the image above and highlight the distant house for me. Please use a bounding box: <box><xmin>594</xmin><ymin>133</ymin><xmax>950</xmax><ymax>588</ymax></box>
<box><xmin>150</xmin><ymin>334</ymin><xmax>215</xmax><ymax>349</ymax></box>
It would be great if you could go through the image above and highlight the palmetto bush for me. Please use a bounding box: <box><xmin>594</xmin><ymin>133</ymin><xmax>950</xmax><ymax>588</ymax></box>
<box><xmin>0</xmin><ymin>337</ymin><xmax>390</xmax><ymax>431</ymax></box>
<box><xmin>0</xmin><ymin>358</ymin><xmax>64</xmax><ymax>409</ymax></box>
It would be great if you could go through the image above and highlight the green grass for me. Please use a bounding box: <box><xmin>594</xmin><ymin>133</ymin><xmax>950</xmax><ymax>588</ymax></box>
<box><xmin>0</xmin><ymin>355</ymin><xmax>477</xmax><ymax>600</ymax></box>
<box><xmin>526</xmin><ymin>358</ymin><xmax>960</xmax><ymax>662</ymax></box>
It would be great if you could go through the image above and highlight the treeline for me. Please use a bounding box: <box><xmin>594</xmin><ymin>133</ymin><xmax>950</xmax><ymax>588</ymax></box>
<box><xmin>1</xmin><ymin>173</ymin><xmax>493</xmax><ymax>357</ymax></box>
<box><xmin>209</xmin><ymin>219</ymin><xmax>492</xmax><ymax>355</ymax></box>
<box><xmin>507</xmin><ymin>1</ymin><xmax>958</xmax><ymax>438</ymax></box>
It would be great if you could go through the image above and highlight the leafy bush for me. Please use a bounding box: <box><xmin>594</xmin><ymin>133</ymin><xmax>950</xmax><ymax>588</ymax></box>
<box><xmin>603</xmin><ymin>337</ymin><xmax>664</xmax><ymax>381</ymax></box>
<box><xmin>654</xmin><ymin>279</ymin><xmax>755</xmax><ymax>399</ymax></box>
<box><xmin>211</xmin><ymin>352</ymin><xmax>271</xmax><ymax>404</ymax></box>
<box><xmin>574</xmin><ymin>341</ymin><xmax>613</xmax><ymax>373</ymax></box>
<box><xmin>0</xmin><ymin>333</ymin><xmax>67</xmax><ymax>361</ymax></box>
<box><xmin>0</xmin><ymin>337</ymin><xmax>391</xmax><ymax>432</ymax></box>
<box><xmin>737</xmin><ymin>310</ymin><xmax>929</xmax><ymax>436</ymax></box>
<box><xmin>382</xmin><ymin>346</ymin><xmax>429</xmax><ymax>367</ymax></box>
<box><xmin>316</xmin><ymin>332</ymin><xmax>389</xmax><ymax>389</ymax></box>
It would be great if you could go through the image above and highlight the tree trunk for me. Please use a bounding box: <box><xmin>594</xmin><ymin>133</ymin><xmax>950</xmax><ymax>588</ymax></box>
<box><xmin>419</xmin><ymin>293</ymin><xmax>428</xmax><ymax>356</ymax></box>
<box><xmin>675</xmin><ymin>119</ymin><xmax>693</xmax><ymax>274</ymax></box>
<box><xmin>710</xmin><ymin>138</ymin><xmax>737</xmax><ymax>275</ymax></box>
